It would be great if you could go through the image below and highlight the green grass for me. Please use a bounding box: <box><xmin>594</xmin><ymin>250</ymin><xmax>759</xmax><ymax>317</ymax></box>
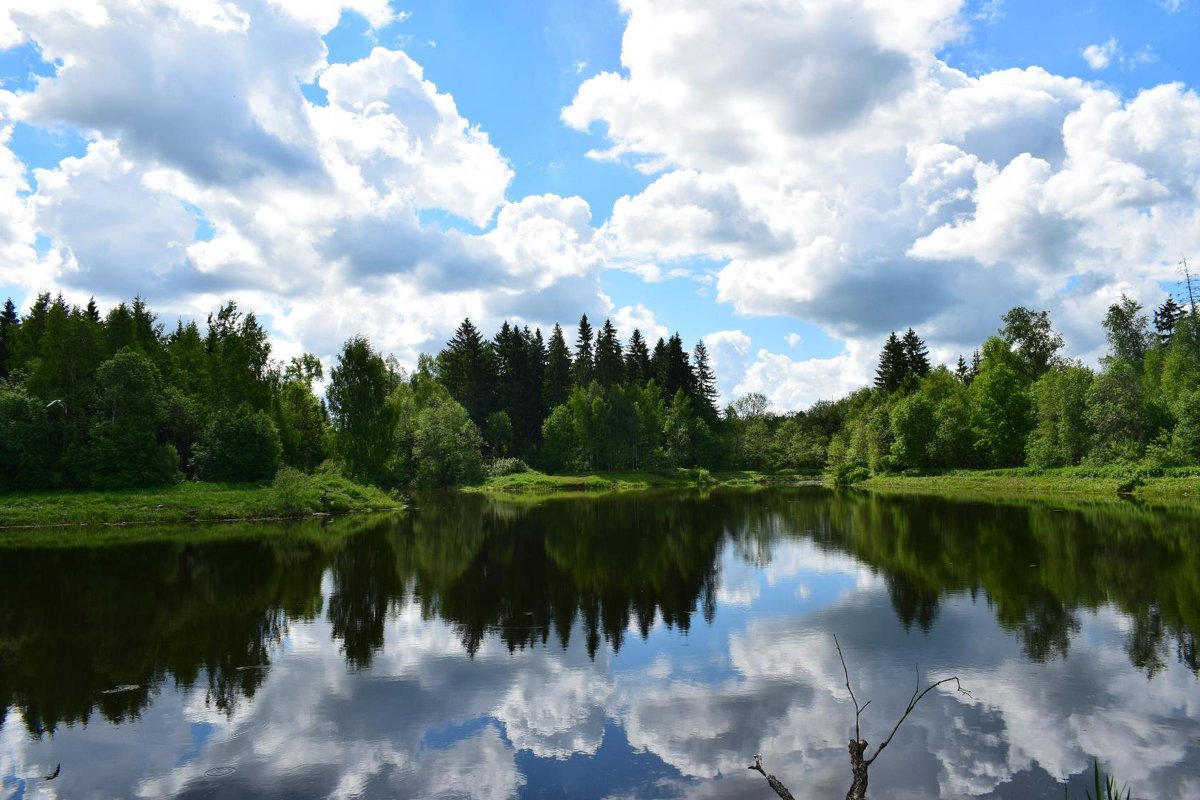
<box><xmin>853</xmin><ymin>468</ymin><xmax>1200</xmax><ymax>506</ymax></box>
<box><xmin>468</xmin><ymin>468</ymin><xmax>818</xmax><ymax>495</ymax></box>
<box><xmin>0</xmin><ymin>472</ymin><xmax>402</xmax><ymax>528</ymax></box>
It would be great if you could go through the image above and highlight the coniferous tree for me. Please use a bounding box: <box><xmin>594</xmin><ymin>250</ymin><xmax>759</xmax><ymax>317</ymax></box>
<box><xmin>572</xmin><ymin>314</ymin><xmax>594</xmax><ymax>387</ymax></box>
<box><xmin>543</xmin><ymin>324</ymin><xmax>572</xmax><ymax>410</ymax></box>
<box><xmin>106</xmin><ymin>302</ymin><xmax>137</xmax><ymax>355</ymax></box>
<box><xmin>691</xmin><ymin>340</ymin><xmax>719</xmax><ymax>425</ymax></box>
<box><xmin>13</xmin><ymin>292</ymin><xmax>50</xmax><ymax>367</ymax></box>
<box><xmin>663</xmin><ymin>333</ymin><xmax>693</xmax><ymax>401</ymax></box>
<box><xmin>594</xmin><ymin>319</ymin><xmax>623</xmax><ymax>386</ymax></box>
<box><xmin>650</xmin><ymin>337</ymin><xmax>668</xmax><ymax>388</ymax></box>
<box><xmin>437</xmin><ymin>318</ymin><xmax>495</xmax><ymax>429</ymax></box>
<box><xmin>874</xmin><ymin>332</ymin><xmax>905</xmax><ymax>392</ymax></box>
<box><xmin>84</xmin><ymin>297</ymin><xmax>100</xmax><ymax>324</ymax></box>
<box><xmin>624</xmin><ymin>328</ymin><xmax>651</xmax><ymax>384</ymax></box>
<box><xmin>1154</xmin><ymin>296</ymin><xmax>1185</xmax><ymax>347</ymax></box>
<box><xmin>954</xmin><ymin>355</ymin><xmax>971</xmax><ymax>385</ymax></box>
<box><xmin>900</xmin><ymin>328</ymin><xmax>930</xmax><ymax>379</ymax></box>
<box><xmin>0</xmin><ymin>298</ymin><xmax>18</xmax><ymax>380</ymax></box>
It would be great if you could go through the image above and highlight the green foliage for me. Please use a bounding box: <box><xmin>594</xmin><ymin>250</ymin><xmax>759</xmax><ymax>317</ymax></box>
<box><xmin>970</xmin><ymin>360</ymin><xmax>1031</xmax><ymax>467</ymax></box>
<box><xmin>193</xmin><ymin>404</ymin><xmax>282</xmax><ymax>482</ymax></box>
<box><xmin>88</xmin><ymin>349</ymin><xmax>179</xmax><ymax>489</ymax></box>
<box><xmin>0</xmin><ymin>384</ymin><xmax>51</xmax><ymax>490</ymax></box>
<box><xmin>1084</xmin><ymin>360</ymin><xmax>1145</xmax><ymax>464</ymax></box>
<box><xmin>412</xmin><ymin>395</ymin><xmax>484</xmax><ymax>487</ymax></box>
<box><xmin>272</xmin><ymin>466</ymin><xmax>307</xmax><ymax>515</ymax></box>
<box><xmin>999</xmin><ymin>306</ymin><xmax>1064</xmax><ymax>381</ymax></box>
<box><xmin>539</xmin><ymin>404</ymin><xmax>578</xmax><ymax>473</ymax></box>
<box><xmin>1084</xmin><ymin>760</ymin><xmax>1132</xmax><ymax>800</ymax></box>
<box><xmin>889</xmin><ymin>392</ymin><xmax>935</xmax><ymax>469</ymax></box>
<box><xmin>328</xmin><ymin>336</ymin><xmax>397</xmax><ymax>486</ymax></box>
<box><xmin>1027</xmin><ymin>365</ymin><xmax>1094</xmax><ymax>468</ymax></box>
<box><xmin>485</xmin><ymin>410</ymin><xmax>513</xmax><ymax>457</ymax></box>
<box><xmin>487</xmin><ymin>457</ymin><xmax>530</xmax><ymax>478</ymax></box>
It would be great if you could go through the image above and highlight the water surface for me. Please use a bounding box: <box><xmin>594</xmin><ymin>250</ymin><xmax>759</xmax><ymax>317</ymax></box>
<box><xmin>2</xmin><ymin>487</ymin><xmax>1198</xmax><ymax>799</ymax></box>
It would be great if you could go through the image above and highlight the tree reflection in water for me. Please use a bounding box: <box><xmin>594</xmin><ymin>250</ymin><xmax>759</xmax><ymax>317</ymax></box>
<box><xmin>1</xmin><ymin>487</ymin><xmax>1197</xmax><ymax>740</ymax></box>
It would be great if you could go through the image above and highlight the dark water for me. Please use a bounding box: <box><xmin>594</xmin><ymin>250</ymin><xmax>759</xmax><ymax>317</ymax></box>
<box><xmin>2</xmin><ymin>487</ymin><xmax>1198</xmax><ymax>799</ymax></box>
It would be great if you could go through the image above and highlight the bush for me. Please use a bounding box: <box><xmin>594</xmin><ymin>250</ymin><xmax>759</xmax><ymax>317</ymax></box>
<box><xmin>273</xmin><ymin>466</ymin><xmax>306</xmax><ymax>515</ymax></box>
<box><xmin>193</xmin><ymin>404</ymin><xmax>282</xmax><ymax>482</ymax></box>
<box><xmin>834</xmin><ymin>464</ymin><xmax>871</xmax><ymax>486</ymax></box>
<box><xmin>488</xmin><ymin>457</ymin><xmax>530</xmax><ymax>478</ymax></box>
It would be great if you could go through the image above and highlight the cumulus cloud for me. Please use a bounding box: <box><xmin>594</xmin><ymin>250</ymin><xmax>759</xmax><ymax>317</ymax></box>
<box><xmin>567</xmin><ymin>0</ymin><xmax>1199</xmax><ymax>405</ymax></box>
<box><xmin>0</xmin><ymin>0</ymin><xmax>612</xmax><ymax>373</ymax></box>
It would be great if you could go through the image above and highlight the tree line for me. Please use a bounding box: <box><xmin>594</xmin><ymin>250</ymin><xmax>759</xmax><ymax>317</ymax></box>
<box><xmin>823</xmin><ymin>295</ymin><xmax>1200</xmax><ymax>480</ymax></box>
<box><xmin>1</xmin><ymin>287</ymin><xmax>1197</xmax><ymax>493</ymax></box>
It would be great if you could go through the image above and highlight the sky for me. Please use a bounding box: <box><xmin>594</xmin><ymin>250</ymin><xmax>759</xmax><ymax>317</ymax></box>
<box><xmin>0</xmin><ymin>0</ymin><xmax>1197</xmax><ymax>410</ymax></box>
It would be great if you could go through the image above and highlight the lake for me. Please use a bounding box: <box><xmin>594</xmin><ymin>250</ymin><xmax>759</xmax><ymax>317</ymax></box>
<box><xmin>1</xmin><ymin>487</ymin><xmax>1198</xmax><ymax>799</ymax></box>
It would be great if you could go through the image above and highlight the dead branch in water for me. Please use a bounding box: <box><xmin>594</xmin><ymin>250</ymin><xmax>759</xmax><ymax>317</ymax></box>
<box><xmin>749</xmin><ymin>635</ymin><xmax>972</xmax><ymax>800</ymax></box>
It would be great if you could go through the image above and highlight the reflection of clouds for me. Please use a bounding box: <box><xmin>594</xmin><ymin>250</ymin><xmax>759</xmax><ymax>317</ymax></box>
<box><xmin>5</xmin><ymin>543</ymin><xmax>1200</xmax><ymax>799</ymax></box>
<box><xmin>493</xmin><ymin>662</ymin><xmax>613</xmax><ymax>758</ymax></box>
<box><xmin>615</xmin><ymin>588</ymin><xmax>1200</xmax><ymax>799</ymax></box>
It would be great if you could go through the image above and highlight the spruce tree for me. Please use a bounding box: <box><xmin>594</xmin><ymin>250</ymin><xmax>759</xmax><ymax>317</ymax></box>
<box><xmin>0</xmin><ymin>298</ymin><xmax>18</xmax><ymax>380</ymax></box>
<box><xmin>650</xmin><ymin>337</ymin><xmax>668</xmax><ymax>388</ymax></box>
<box><xmin>691</xmin><ymin>340</ymin><xmax>719</xmax><ymax>424</ymax></box>
<box><xmin>437</xmin><ymin>318</ymin><xmax>495</xmax><ymax>428</ymax></box>
<box><xmin>874</xmin><ymin>332</ymin><xmax>905</xmax><ymax>392</ymax></box>
<box><xmin>572</xmin><ymin>314</ymin><xmax>594</xmax><ymax>386</ymax></box>
<box><xmin>543</xmin><ymin>324</ymin><xmax>572</xmax><ymax>410</ymax></box>
<box><xmin>594</xmin><ymin>318</ymin><xmax>623</xmax><ymax>386</ymax></box>
<box><xmin>624</xmin><ymin>328</ymin><xmax>651</xmax><ymax>384</ymax></box>
<box><xmin>900</xmin><ymin>328</ymin><xmax>930</xmax><ymax>379</ymax></box>
<box><xmin>1155</xmin><ymin>296</ymin><xmax>1184</xmax><ymax>346</ymax></box>
<box><xmin>663</xmin><ymin>333</ymin><xmax>693</xmax><ymax>401</ymax></box>
<box><xmin>954</xmin><ymin>354</ymin><xmax>971</xmax><ymax>385</ymax></box>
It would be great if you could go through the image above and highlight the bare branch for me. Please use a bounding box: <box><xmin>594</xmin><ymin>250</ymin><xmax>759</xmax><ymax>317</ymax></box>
<box><xmin>748</xmin><ymin>753</ymin><xmax>797</xmax><ymax>800</ymax></box>
<box><xmin>833</xmin><ymin>634</ymin><xmax>867</xmax><ymax>741</ymax></box>
<box><xmin>864</xmin><ymin>675</ymin><xmax>971</xmax><ymax>767</ymax></box>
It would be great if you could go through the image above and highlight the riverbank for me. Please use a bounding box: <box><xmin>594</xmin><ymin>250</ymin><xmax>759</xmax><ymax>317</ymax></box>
<box><xmin>856</xmin><ymin>468</ymin><xmax>1200</xmax><ymax>505</ymax></box>
<box><xmin>0</xmin><ymin>473</ymin><xmax>401</xmax><ymax>528</ymax></box>
<box><xmin>467</xmin><ymin>468</ymin><xmax>817</xmax><ymax>495</ymax></box>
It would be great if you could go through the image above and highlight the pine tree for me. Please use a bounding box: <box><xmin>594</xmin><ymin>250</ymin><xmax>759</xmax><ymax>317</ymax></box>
<box><xmin>1155</xmin><ymin>296</ymin><xmax>1185</xmax><ymax>347</ymax></box>
<box><xmin>594</xmin><ymin>319</ymin><xmax>624</xmax><ymax>386</ymax></box>
<box><xmin>572</xmin><ymin>314</ymin><xmax>594</xmax><ymax>387</ymax></box>
<box><xmin>900</xmin><ymin>328</ymin><xmax>930</xmax><ymax>379</ymax></box>
<box><xmin>874</xmin><ymin>332</ymin><xmax>905</xmax><ymax>392</ymax></box>
<box><xmin>0</xmin><ymin>298</ymin><xmax>18</xmax><ymax>380</ymax></box>
<box><xmin>691</xmin><ymin>340</ymin><xmax>719</xmax><ymax>424</ymax></box>
<box><xmin>84</xmin><ymin>297</ymin><xmax>100</xmax><ymax>324</ymax></box>
<box><xmin>543</xmin><ymin>324</ymin><xmax>572</xmax><ymax>410</ymax></box>
<box><xmin>624</xmin><ymin>328</ymin><xmax>651</xmax><ymax>384</ymax></box>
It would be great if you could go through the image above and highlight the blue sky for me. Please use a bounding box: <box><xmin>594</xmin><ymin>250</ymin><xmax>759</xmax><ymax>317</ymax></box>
<box><xmin>0</xmin><ymin>0</ymin><xmax>1196</xmax><ymax>408</ymax></box>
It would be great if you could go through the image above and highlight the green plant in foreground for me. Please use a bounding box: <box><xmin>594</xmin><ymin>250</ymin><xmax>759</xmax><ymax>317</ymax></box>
<box><xmin>1074</xmin><ymin>759</ymin><xmax>1132</xmax><ymax>800</ymax></box>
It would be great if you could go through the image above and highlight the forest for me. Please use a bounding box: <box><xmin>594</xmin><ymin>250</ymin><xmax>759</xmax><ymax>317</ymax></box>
<box><xmin>0</xmin><ymin>287</ymin><xmax>1197</xmax><ymax>493</ymax></box>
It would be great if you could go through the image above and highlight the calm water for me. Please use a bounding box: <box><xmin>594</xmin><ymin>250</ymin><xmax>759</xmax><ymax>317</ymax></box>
<box><xmin>2</xmin><ymin>487</ymin><xmax>1198</xmax><ymax>799</ymax></box>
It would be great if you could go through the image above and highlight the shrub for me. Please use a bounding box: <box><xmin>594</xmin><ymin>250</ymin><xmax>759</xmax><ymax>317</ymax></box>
<box><xmin>488</xmin><ymin>457</ymin><xmax>530</xmax><ymax>478</ymax></box>
<box><xmin>193</xmin><ymin>404</ymin><xmax>282</xmax><ymax>482</ymax></box>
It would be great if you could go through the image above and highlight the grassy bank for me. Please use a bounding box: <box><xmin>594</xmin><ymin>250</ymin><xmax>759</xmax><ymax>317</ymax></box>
<box><xmin>468</xmin><ymin>468</ymin><xmax>817</xmax><ymax>495</ymax></box>
<box><xmin>855</xmin><ymin>467</ymin><xmax>1200</xmax><ymax>506</ymax></box>
<box><xmin>0</xmin><ymin>472</ymin><xmax>401</xmax><ymax>528</ymax></box>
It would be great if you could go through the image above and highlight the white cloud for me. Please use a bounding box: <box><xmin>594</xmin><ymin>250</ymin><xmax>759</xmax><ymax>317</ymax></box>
<box><xmin>568</xmin><ymin>0</ymin><xmax>1200</xmax><ymax>388</ymax></box>
<box><xmin>734</xmin><ymin>342</ymin><xmax>873</xmax><ymax>411</ymax></box>
<box><xmin>1083</xmin><ymin>38</ymin><xmax>1119</xmax><ymax>70</ymax></box>
<box><xmin>701</xmin><ymin>329</ymin><xmax>752</xmax><ymax>404</ymax></box>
